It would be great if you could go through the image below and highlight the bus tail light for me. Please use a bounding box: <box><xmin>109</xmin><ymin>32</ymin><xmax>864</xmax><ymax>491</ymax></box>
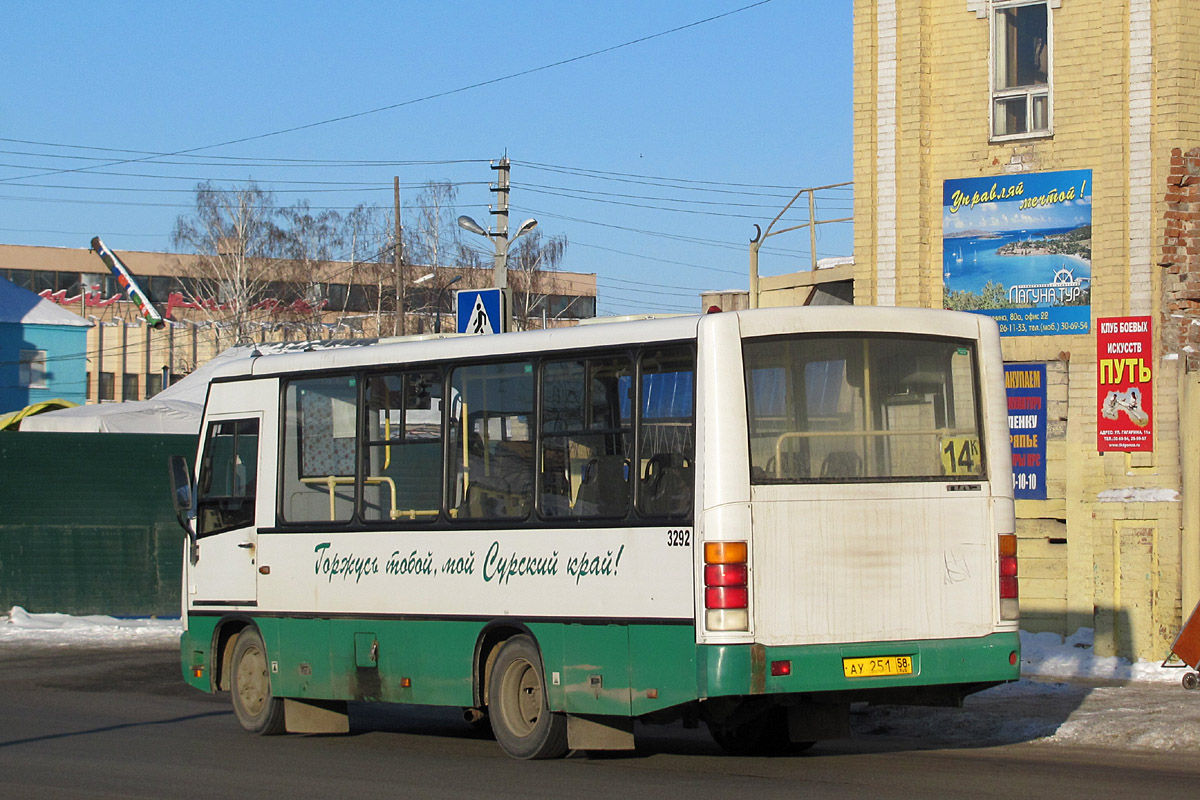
<box><xmin>704</xmin><ymin>541</ymin><xmax>749</xmax><ymax>631</ymax></box>
<box><xmin>999</xmin><ymin>534</ymin><xmax>1019</xmax><ymax>620</ymax></box>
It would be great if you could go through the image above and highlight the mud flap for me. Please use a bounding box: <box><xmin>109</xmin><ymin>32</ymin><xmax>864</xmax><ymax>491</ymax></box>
<box><xmin>567</xmin><ymin>714</ymin><xmax>635</xmax><ymax>751</ymax></box>
<box><xmin>284</xmin><ymin>698</ymin><xmax>349</xmax><ymax>734</ymax></box>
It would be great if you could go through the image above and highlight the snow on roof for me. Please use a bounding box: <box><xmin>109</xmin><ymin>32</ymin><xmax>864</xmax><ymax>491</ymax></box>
<box><xmin>0</xmin><ymin>275</ymin><xmax>91</xmax><ymax>327</ymax></box>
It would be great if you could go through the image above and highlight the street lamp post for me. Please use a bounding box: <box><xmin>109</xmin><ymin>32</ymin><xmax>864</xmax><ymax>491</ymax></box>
<box><xmin>435</xmin><ymin>275</ymin><xmax>462</xmax><ymax>333</ymax></box>
<box><xmin>413</xmin><ymin>272</ymin><xmax>463</xmax><ymax>333</ymax></box>
<box><xmin>457</xmin><ymin>214</ymin><xmax>537</xmax><ymax>290</ymax></box>
<box><xmin>748</xmin><ymin>182</ymin><xmax>853</xmax><ymax>308</ymax></box>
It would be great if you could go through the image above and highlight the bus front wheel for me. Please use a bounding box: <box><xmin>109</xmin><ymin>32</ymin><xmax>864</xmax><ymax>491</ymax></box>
<box><xmin>230</xmin><ymin>628</ymin><xmax>286</xmax><ymax>735</ymax></box>
<box><xmin>487</xmin><ymin>635</ymin><xmax>568</xmax><ymax>759</ymax></box>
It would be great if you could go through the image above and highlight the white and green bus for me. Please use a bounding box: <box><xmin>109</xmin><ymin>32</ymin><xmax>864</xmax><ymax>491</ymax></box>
<box><xmin>170</xmin><ymin>305</ymin><xmax>1020</xmax><ymax>759</ymax></box>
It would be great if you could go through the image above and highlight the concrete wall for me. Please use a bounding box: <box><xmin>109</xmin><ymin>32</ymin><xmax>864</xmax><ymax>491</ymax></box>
<box><xmin>0</xmin><ymin>432</ymin><xmax>197</xmax><ymax>617</ymax></box>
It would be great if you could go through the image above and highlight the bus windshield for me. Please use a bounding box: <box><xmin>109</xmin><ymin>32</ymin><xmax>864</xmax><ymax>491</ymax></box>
<box><xmin>744</xmin><ymin>334</ymin><xmax>983</xmax><ymax>483</ymax></box>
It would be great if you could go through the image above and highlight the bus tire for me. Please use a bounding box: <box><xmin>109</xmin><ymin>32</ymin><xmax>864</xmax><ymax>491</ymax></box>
<box><xmin>230</xmin><ymin>628</ymin><xmax>286</xmax><ymax>735</ymax></box>
<box><xmin>487</xmin><ymin>635</ymin><xmax>568</xmax><ymax>759</ymax></box>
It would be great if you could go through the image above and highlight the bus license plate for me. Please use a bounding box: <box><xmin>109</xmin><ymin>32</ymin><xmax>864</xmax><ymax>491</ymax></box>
<box><xmin>842</xmin><ymin>655</ymin><xmax>913</xmax><ymax>678</ymax></box>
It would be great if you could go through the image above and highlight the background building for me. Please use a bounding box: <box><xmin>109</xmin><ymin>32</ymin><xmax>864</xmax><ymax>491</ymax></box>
<box><xmin>0</xmin><ymin>275</ymin><xmax>89</xmax><ymax>414</ymax></box>
<box><xmin>0</xmin><ymin>243</ymin><xmax>597</xmax><ymax>404</ymax></box>
<box><xmin>849</xmin><ymin>0</ymin><xmax>1200</xmax><ymax>661</ymax></box>
<box><xmin>753</xmin><ymin>1</ymin><xmax>1200</xmax><ymax>660</ymax></box>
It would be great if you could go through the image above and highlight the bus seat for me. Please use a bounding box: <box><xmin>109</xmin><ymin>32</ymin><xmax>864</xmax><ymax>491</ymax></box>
<box><xmin>640</xmin><ymin>453</ymin><xmax>693</xmax><ymax>516</ymax></box>
<box><xmin>820</xmin><ymin>451</ymin><xmax>862</xmax><ymax>479</ymax></box>
<box><xmin>574</xmin><ymin>456</ymin><xmax>629</xmax><ymax>517</ymax></box>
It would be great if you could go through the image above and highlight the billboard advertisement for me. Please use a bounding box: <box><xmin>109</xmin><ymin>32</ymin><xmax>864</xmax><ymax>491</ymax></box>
<box><xmin>943</xmin><ymin>169</ymin><xmax>1091</xmax><ymax>336</ymax></box>
<box><xmin>1097</xmin><ymin>316</ymin><xmax>1153</xmax><ymax>452</ymax></box>
<box><xmin>1005</xmin><ymin>364</ymin><xmax>1048</xmax><ymax>500</ymax></box>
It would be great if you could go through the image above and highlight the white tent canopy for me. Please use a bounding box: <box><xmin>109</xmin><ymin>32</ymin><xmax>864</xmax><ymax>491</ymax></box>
<box><xmin>20</xmin><ymin>339</ymin><xmax>376</xmax><ymax>434</ymax></box>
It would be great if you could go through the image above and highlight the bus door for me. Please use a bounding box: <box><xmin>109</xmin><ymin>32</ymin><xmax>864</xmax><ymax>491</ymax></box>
<box><xmin>188</xmin><ymin>415</ymin><xmax>262</xmax><ymax>608</ymax></box>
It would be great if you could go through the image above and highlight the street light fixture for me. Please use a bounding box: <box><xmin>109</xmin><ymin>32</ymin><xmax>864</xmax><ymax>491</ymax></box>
<box><xmin>435</xmin><ymin>275</ymin><xmax>463</xmax><ymax>333</ymax></box>
<box><xmin>456</xmin><ymin>214</ymin><xmax>537</xmax><ymax>289</ymax></box>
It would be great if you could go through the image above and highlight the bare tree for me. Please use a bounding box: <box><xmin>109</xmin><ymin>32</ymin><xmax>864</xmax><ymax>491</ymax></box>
<box><xmin>404</xmin><ymin>181</ymin><xmax>482</xmax><ymax>273</ymax></box>
<box><xmin>173</xmin><ymin>179</ymin><xmax>562</xmax><ymax>342</ymax></box>
<box><xmin>172</xmin><ymin>181</ymin><xmax>283</xmax><ymax>344</ymax></box>
<box><xmin>337</xmin><ymin>204</ymin><xmax>393</xmax><ymax>336</ymax></box>
<box><xmin>508</xmin><ymin>229</ymin><xmax>568</xmax><ymax>330</ymax></box>
<box><xmin>275</xmin><ymin>200</ymin><xmax>348</xmax><ymax>339</ymax></box>
<box><xmin>402</xmin><ymin>181</ymin><xmax>483</xmax><ymax>332</ymax></box>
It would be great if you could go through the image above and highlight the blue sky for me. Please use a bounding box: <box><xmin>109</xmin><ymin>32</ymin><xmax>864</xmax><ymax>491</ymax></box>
<box><xmin>1</xmin><ymin>1</ymin><xmax>853</xmax><ymax>316</ymax></box>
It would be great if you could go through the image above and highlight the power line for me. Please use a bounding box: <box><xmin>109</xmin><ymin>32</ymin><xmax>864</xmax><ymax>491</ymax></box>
<box><xmin>0</xmin><ymin>1</ymin><xmax>776</xmax><ymax>184</ymax></box>
<box><xmin>0</xmin><ymin>163</ymin><xmax>487</xmax><ymax>190</ymax></box>
<box><xmin>514</xmin><ymin>205</ymin><xmax>825</xmax><ymax>260</ymax></box>
<box><xmin>0</xmin><ymin>142</ymin><xmax>490</xmax><ymax>168</ymax></box>
<box><xmin>514</xmin><ymin>159</ymin><xmax>853</xmax><ymax>193</ymax></box>
<box><xmin>572</xmin><ymin>241</ymin><xmax>743</xmax><ymax>277</ymax></box>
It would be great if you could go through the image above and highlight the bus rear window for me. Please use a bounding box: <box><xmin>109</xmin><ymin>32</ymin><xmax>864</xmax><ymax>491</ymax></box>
<box><xmin>744</xmin><ymin>335</ymin><xmax>983</xmax><ymax>483</ymax></box>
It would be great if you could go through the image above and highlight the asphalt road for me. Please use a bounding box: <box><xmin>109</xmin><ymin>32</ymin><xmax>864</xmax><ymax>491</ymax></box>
<box><xmin>1</xmin><ymin>642</ymin><xmax>1198</xmax><ymax>799</ymax></box>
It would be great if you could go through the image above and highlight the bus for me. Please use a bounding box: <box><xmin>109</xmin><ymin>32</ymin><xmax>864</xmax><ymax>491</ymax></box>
<box><xmin>169</xmin><ymin>305</ymin><xmax>1020</xmax><ymax>759</ymax></box>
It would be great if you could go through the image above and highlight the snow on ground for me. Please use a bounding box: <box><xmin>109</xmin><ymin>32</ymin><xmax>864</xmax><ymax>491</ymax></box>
<box><xmin>4</xmin><ymin>606</ymin><xmax>1200</xmax><ymax>751</ymax></box>
<box><xmin>0</xmin><ymin>606</ymin><xmax>180</xmax><ymax>646</ymax></box>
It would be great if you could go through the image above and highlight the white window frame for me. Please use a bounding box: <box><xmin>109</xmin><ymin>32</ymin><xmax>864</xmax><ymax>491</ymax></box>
<box><xmin>19</xmin><ymin>349</ymin><xmax>47</xmax><ymax>389</ymax></box>
<box><xmin>989</xmin><ymin>0</ymin><xmax>1054</xmax><ymax>142</ymax></box>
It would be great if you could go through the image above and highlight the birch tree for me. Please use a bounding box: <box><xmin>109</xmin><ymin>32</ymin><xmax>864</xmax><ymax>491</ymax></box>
<box><xmin>508</xmin><ymin>229</ymin><xmax>568</xmax><ymax>330</ymax></box>
<box><xmin>172</xmin><ymin>181</ymin><xmax>282</xmax><ymax>344</ymax></box>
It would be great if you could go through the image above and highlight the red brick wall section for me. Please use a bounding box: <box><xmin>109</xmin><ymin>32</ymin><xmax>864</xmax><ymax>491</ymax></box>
<box><xmin>1163</xmin><ymin>147</ymin><xmax>1200</xmax><ymax>370</ymax></box>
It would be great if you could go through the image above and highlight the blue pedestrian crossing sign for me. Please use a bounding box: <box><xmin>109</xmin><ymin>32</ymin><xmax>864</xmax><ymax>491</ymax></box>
<box><xmin>456</xmin><ymin>288</ymin><xmax>510</xmax><ymax>334</ymax></box>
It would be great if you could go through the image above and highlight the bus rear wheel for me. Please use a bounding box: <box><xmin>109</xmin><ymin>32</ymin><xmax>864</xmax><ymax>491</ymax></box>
<box><xmin>487</xmin><ymin>635</ymin><xmax>568</xmax><ymax>759</ymax></box>
<box><xmin>230</xmin><ymin>628</ymin><xmax>286</xmax><ymax>735</ymax></box>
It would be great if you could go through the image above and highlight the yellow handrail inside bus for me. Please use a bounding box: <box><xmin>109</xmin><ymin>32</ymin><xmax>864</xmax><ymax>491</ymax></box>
<box><xmin>300</xmin><ymin>475</ymin><xmax>438</xmax><ymax>521</ymax></box>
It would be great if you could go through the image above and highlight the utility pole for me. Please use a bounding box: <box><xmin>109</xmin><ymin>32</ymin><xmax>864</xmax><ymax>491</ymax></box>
<box><xmin>457</xmin><ymin>157</ymin><xmax>537</xmax><ymax>331</ymax></box>
<box><xmin>393</xmin><ymin>176</ymin><xmax>404</xmax><ymax>336</ymax></box>
<box><xmin>490</xmin><ymin>157</ymin><xmax>510</xmax><ymax>289</ymax></box>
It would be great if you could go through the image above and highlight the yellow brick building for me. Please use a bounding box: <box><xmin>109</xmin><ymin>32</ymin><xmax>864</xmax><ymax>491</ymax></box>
<box><xmin>807</xmin><ymin>0</ymin><xmax>1200</xmax><ymax>660</ymax></box>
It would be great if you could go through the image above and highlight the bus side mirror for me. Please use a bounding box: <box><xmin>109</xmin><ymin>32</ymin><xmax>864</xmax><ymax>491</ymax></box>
<box><xmin>169</xmin><ymin>455</ymin><xmax>194</xmax><ymax>512</ymax></box>
<box><xmin>168</xmin><ymin>455</ymin><xmax>199</xmax><ymax>565</ymax></box>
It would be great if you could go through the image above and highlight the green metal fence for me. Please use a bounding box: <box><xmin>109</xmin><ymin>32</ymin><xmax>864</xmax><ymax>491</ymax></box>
<box><xmin>0</xmin><ymin>432</ymin><xmax>197</xmax><ymax>617</ymax></box>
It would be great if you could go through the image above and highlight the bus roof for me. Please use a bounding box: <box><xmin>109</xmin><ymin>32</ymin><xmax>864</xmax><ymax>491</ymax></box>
<box><xmin>208</xmin><ymin>306</ymin><xmax>994</xmax><ymax>381</ymax></box>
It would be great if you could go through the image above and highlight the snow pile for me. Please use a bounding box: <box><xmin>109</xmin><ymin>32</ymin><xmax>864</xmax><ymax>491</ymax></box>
<box><xmin>852</xmin><ymin>628</ymin><xmax>1200</xmax><ymax>752</ymax></box>
<box><xmin>0</xmin><ymin>606</ymin><xmax>181</xmax><ymax>646</ymax></box>
<box><xmin>1020</xmin><ymin>627</ymin><xmax>1182</xmax><ymax>683</ymax></box>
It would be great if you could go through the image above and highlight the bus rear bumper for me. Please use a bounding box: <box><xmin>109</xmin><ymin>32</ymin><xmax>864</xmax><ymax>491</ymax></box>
<box><xmin>699</xmin><ymin>631</ymin><xmax>1021</xmax><ymax>703</ymax></box>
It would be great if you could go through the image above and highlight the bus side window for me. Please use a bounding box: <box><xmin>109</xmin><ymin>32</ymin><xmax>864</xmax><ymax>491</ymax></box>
<box><xmin>448</xmin><ymin>361</ymin><xmax>535</xmax><ymax>521</ymax></box>
<box><xmin>540</xmin><ymin>355</ymin><xmax>632</xmax><ymax>519</ymax></box>
<box><xmin>281</xmin><ymin>376</ymin><xmax>358</xmax><ymax>523</ymax></box>
<box><xmin>637</xmin><ymin>347</ymin><xmax>695</xmax><ymax>519</ymax></box>
<box><xmin>196</xmin><ymin>418</ymin><xmax>259</xmax><ymax>537</ymax></box>
<box><xmin>363</xmin><ymin>371</ymin><xmax>443</xmax><ymax>523</ymax></box>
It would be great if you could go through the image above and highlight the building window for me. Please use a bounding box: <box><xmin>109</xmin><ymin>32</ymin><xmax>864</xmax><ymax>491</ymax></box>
<box><xmin>122</xmin><ymin>373</ymin><xmax>140</xmax><ymax>401</ymax></box>
<box><xmin>991</xmin><ymin>1</ymin><xmax>1050</xmax><ymax>139</ymax></box>
<box><xmin>98</xmin><ymin>372</ymin><xmax>115</xmax><ymax>401</ymax></box>
<box><xmin>146</xmin><ymin>372</ymin><xmax>163</xmax><ymax>398</ymax></box>
<box><xmin>19</xmin><ymin>350</ymin><xmax>47</xmax><ymax>388</ymax></box>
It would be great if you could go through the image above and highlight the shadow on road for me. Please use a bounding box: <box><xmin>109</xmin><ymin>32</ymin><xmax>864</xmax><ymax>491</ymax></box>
<box><xmin>0</xmin><ymin>710</ymin><xmax>232</xmax><ymax>749</ymax></box>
